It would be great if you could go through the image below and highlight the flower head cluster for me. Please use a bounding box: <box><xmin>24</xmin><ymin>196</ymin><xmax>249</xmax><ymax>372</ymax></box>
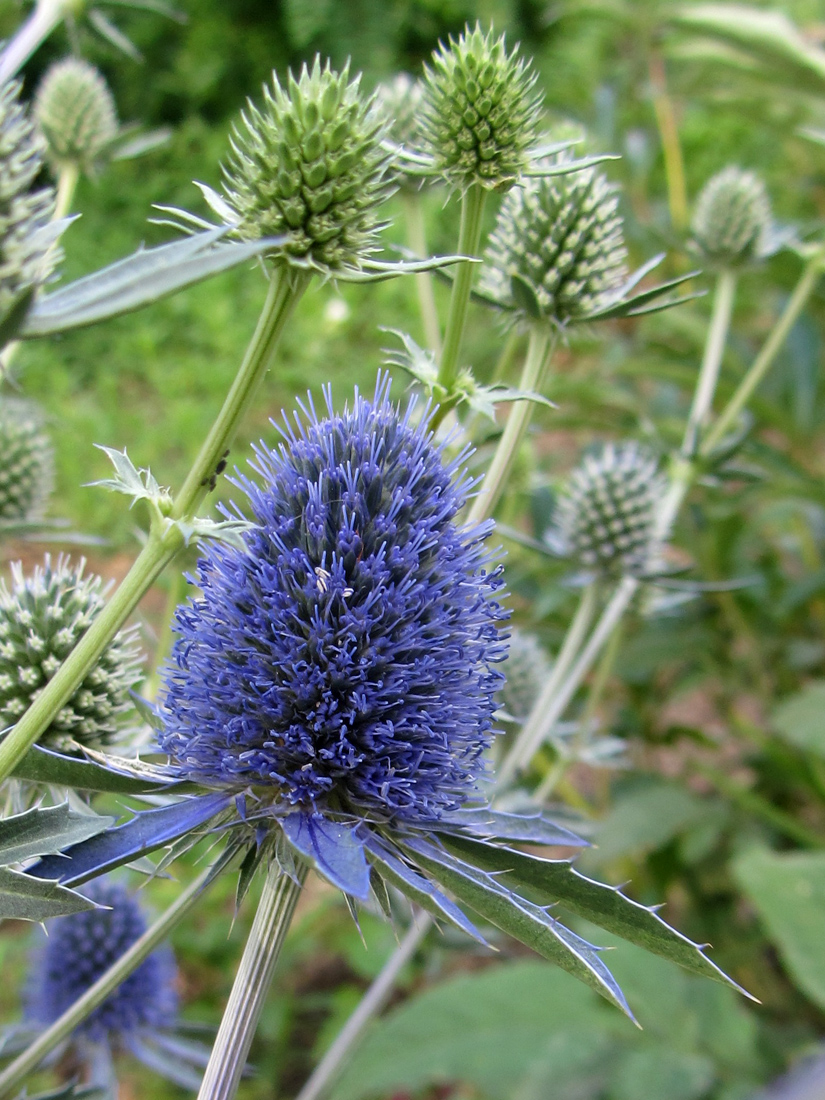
<box><xmin>0</xmin><ymin>398</ymin><xmax>53</xmax><ymax>521</ymax></box>
<box><xmin>159</xmin><ymin>378</ymin><xmax>506</xmax><ymax>826</ymax></box>
<box><xmin>34</xmin><ymin>58</ymin><xmax>118</xmax><ymax>175</ymax></box>
<box><xmin>479</xmin><ymin>163</ymin><xmax>628</xmax><ymax>326</ymax></box>
<box><xmin>554</xmin><ymin>443</ymin><xmax>666</xmax><ymax>577</ymax></box>
<box><xmin>0</xmin><ymin>80</ymin><xmax>58</xmax><ymax>324</ymax></box>
<box><xmin>26</xmin><ymin>879</ymin><xmax>177</xmax><ymax>1044</ymax></box>
<box><xmin>0</xmin><ymin>555</ymin><xmax>142</xmax><ymax>748</ymax></box>
<box><xmin>222</xmin><ymin>58</ymin><xmax>394</xmax><ymax>275</ymax></box>
<box><xmin>497</xmin><ymin>628</ymin><xmax>551</xmax><ymax>722</ymax></box>
<box><xmin>420</xmin><ymin>24</ymin><xmax>543</xmax><ymax>192</ymax></box>
<box><xmin>690</xmin><ymin>166</ymin><xmax>773</xmax><ymax>269</ymax></box>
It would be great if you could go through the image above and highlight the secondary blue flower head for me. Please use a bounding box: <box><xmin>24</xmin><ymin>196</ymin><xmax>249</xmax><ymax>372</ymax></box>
<box><xmin>159</xmin><ymin>376</ymin><xmax>506</xmax><ymax>826</ymax></box>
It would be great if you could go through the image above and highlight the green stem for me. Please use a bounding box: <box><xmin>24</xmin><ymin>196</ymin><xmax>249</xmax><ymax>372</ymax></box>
<box><xmin>197</xmin><ymin>860</ymin><xmax>308</xmax><ymax>1100</ymax></box>
<box><xmin>0</xmin><ymin>0</ymin><xmax>66</xmax><ymax>83</ymax></box>
<box><xmin>402</xmin><ymin>192</ymin><xmax>441</xmax><ymax>358</ymax></box>
<box><xmin>466</xmin><ymin>326</ymin><xmax>555</xmax><ymax>527</ymax></box>
<box><xmin>435</xmin><ymin>184</ymin><xmax>486</xmax><ymax>399</ymax></box>
<box><xmin>682</xmin><ymin>269</ymin><xmax>737</xmax><ymax>458</ymax></box>
<box><xmin>649</xmin><ymin>49</ymin><xmax>688</xmax><ymax>234</ymax></box>
<box><xmin>701</xmin><ymin>254</ymin><xmax>823</xmax><ymax>456</ymax></box>
<box><xmin>54</xmin><ymin>162</ymin><xmax>80</xmax><ymax>221</ymax></box>
<box><xmin>0</xmin><ymin>852</ymin><xmax>232</xmax><ymax>1100</ymax></box>
<box><xmin>490</xmin><ymin>328</ymin><xmax>521</xmax><ymax>386</ymax></box>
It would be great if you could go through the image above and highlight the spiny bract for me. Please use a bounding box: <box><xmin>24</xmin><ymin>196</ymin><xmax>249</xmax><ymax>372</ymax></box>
<box><xmin>497</xmin><ymin>628</ymin><xmax>552</xmax><ymax>722</ymax></box>
<box><xmin>420</xmin><ymin>24</ymin><xmax>543</xmax><ymax>192</ymax></box>
<box><xmin>222</xmin><ymin>58</ymin><xmax>394</xmax><ymax>274</ymax></box>
<box><xmin>690</xmin><ymin>166</ymin><xmax>772</xmax><ymax>268</ymax></box>
<box><xmin>0</xmin><ymin>555</ymin><xmax>142</xmax><ymax>748</ymax></box>
<box><xmin>0</xmin><ymin>398</ymin><xmax>53</xmax><ymax>522</ymax></box>
<box><xmin>34</xmin><ymin>57</ymin><xmax>118</xmax><ymax>174</ymax></box>
<box><xmin>0</xmin><ymin>80</ymin><xmax>58</xmax><ymax>323</ymax></box>
<box><xmin>159</xmin><ymin>377</ymin><xmax>506</xmax><ymax>825</ymax></box>
<box><xmin>479</xmin><ymin>164</ymin><xmax>628</xmax><ymax>325</ymax></box>
<box><xmin>554</xmin><ymin>443</ymin><xmax>666</xmax><ymax>577</ymax></box>
<box><xmin>26</xmin><ymin>879</ymin><xmax>177</xmax><ymax>1044</ymax></box>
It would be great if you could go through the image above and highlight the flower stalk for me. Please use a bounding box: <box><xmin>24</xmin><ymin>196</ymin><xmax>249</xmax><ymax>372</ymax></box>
<box><xmin>435</xmin><ymin>184</ymin><xmax>486</xmax><ymax>401</ymax></box>
<box><xmin>402</xmin><ymin>192</ymin><xmax>441</xmax><ymax>357</ymax></box>
<box><xmin>682</xmin><ymin>268</ymin><xmax>737</xmax><ymax>457</ymax></box>
<box><xmin>0</xmin><ymin>0</ymin><xmax>72</xmax><ymax>84</ymax></box>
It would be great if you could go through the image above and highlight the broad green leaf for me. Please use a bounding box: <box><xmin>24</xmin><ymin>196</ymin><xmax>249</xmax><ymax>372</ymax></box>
<box><xmin>734</xmin><ymin>846</ymin><xmax>825</xmax><ymax>1010</ymax></box>
<box><xmin>0</xmin><ymin>803</ymin><xmax>112</xmax><ymax>866</ymax></box>
<box><xmin>439</xmin><ymin>834</ymin><xmax>744</xmax><ymax>992</ymax></box>
<box><xmin>770</xmin><ymin>682</ymin><xmax>825</xmax><ymax>757</ymax></box>
<box><xmin>0</xmin><ymin>866</ymin><xmax>97</xmax><ymax>921</ymax></box>
<box><xmin>583</xmin><ymin>779</ymin><xmax>707</xmax><ymax>862</ymax></box>
<box><xmin>611</xmin><ymin>1048</ymin><xmax>714</xmax><ymax>1100</ymax></box>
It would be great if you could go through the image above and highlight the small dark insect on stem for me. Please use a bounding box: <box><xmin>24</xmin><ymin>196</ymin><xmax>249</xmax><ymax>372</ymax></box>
<box><xmin>200</xmin><ymin>448</ymin><xmax>231</xmax><ymax>492</ymax></box>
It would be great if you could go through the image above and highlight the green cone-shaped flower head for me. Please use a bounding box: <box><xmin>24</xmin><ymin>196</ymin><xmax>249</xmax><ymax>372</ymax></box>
<box><xmin>555</xmin><ymin>443</ymin><xmax>666</xmax><ymax>577</ymax></box>
<box><xmin>222</xmin><ymin>58</ymin><xmax>394</xmax><ymax>274</ymax></box>
<box><xmin>690</xmin><ymin>166</ymin><xmax>772</xmax><ymax>269</ymax></box>
<box><xmin>497</xmin><ymin>628</ymin><xmax>552</xmax><ymax>721</ymax></box>
<box><xmin>0</xmin><ymin>556</ymin><xmax>142</xmax><ymax>749</ymax></box>
<box><xmin>0</xmin><ymin>81</ymin><xmax>58</xmax><ymax>324</ymax></box>
<box><xmin>420</xmin><ymin>24</ymin><xmax>543</xmax><ymax>192</ymax></box>
<box><xmin>0</xmin><ymin>398</ymin><xmax>53</xmax><ymax>521</ymax></box>
<box><xmin>479</xmin><ymin>165</ymin><xmax>628</xmax><ymax>325</ymax></box>
<box><xmin>34</xmin><ymin>58</ymin><xmax>118</xmax><ymax>174</ymax></box>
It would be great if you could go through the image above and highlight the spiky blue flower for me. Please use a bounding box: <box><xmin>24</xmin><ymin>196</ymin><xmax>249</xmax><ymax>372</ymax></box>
<box><xmin>159</xmin><ymin>376</ymin><xmax>506</xmax><ymax>826</ymax></box>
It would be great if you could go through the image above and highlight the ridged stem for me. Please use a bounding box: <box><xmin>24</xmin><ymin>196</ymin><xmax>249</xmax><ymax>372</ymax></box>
<box><xmin>197</xmin><ymin>860</ymin><xmax>308</xmax><ymax>1100</ymax></box>
<box><xmin>0</xmin><ymin>852</ymin><xmax>232</xmax><ymax>1100</ymax></box>
<box><xmin>402</xmin><ymin>192</ymin><xmax>441</xmax><ymax>358</ymax></box>
<box><xmin>294</xmin><ymin>914</ymin><xmax>430</xmax><ymax>1100</ymax></box>
<box><xmin>681</xmin><ymin>268</ymin><xmax>737</xmax><ymax>457</ymax></box>
<box><xmin>435</xmin><ymin>183</ymin><xmax>486</xmax><ymax>397</ymax></box>
<box><xmin>0</xmin><ymin>269</ymin><xmax>308</xmax><ymax>784</ymax></box>
<box><xmin>466</xmin><ymin>326</ymin><xmax>555</xmax><ymax>526</ymax></box>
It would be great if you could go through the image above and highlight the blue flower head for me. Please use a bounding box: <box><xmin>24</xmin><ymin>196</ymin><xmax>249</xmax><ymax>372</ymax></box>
<box><xmin>159</xmin><ymin>376</ymin><xmax>507</xmax><ymax>827</ymax></box>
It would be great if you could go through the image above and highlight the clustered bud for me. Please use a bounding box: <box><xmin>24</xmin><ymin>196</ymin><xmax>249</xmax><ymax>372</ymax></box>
<box><xmin>0</xmin><ymin>80</ymin><xmax>58</xmax><ymax>323</ymax></box>
<box><xmin>0</xmin><ymin>555</ymin><xmax>142</xmax><ymax>748</ymax></box>
<box><xmin>690</xmin><ymin>166</ymin><xmax>773</xmax><ymax>269</ymax></box>
<box><xmin>420</xmin><ymin>24</ymin><xmax>542</xmax><ymax>192</ymax></box>
<box><xmin>34</xmin><ymin>57</ymin><xmax>118</xmax><ymax>175</ymax></box>
<box><xmin>554</xmin><ymin>443</ymin><xmax>666</xmax><ymax>577</ymax></box>
<box><xmin>497</xmin><ymin>628</ymin><xmax>552</xmax><ymax>722</ymax></box>
<box><xmin>0</xmin><ymin>398</ymin><xmax>53</xmax><ymax>522</ymax></box>
<box><xmin>480</xmin><ymin>164</ymin><xmax>628</xmax><ymax>325</ymax></box>
<box><xmin>222</xmin><ymin>58</ymin><xmax>394</xmax><ymax>274</ymax></box>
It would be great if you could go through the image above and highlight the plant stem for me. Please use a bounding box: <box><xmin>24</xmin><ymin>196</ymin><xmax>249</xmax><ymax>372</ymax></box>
<box><xmin>435</xmin><ymin>184</ymin><xmax>486</xmax><ymax>399</ymax></box>
<box><xmin>466</xmin><ymin>326</ymin><xmax>555</xmax><ymax>526</ymax></box>
<box><xmin>648</xmin><ymin>49</ymin><xmax>688</xmax><ymax>234</ymax></box>
<box><xmin>682</xmin><ymin>269</ymin><xmax>737</xmax><ymax>457</ymax></box>
<box><xmin>0</xmin><ymin>0</ymin><xmax>66</xmax><ymax>83</ymax></box>
<box><xmin>499</xmin><ymin>581</ymin><xmax>600</xmax><ymax>786</ymax></box>
<box><xmin>402</xmin><ymin>192</ymin><xmax>441</xmax><ymax>358</ymax></box>
<box><xmin>295</xmin><ymin>914</ymin><xmax>430</xmax><ymax>1100</ymax></box>
<box><xmin>197</xmin><ymin>860</ymin><xmax>308</xmax><ymax>1100</ymax></box>
<box><xmin>0</xmin><ymin>852</ymin><xmax>232</xmax><ymax>1100</ymax></box>
<box><xmin>701</xmin><ymin>254</ymin><xmax>824</xmax><ymax>456</ymax></box>
<box><xmin>0</xmin><ymin>269</ymin><xmax>308</xmax><ymax>785</ymax></box>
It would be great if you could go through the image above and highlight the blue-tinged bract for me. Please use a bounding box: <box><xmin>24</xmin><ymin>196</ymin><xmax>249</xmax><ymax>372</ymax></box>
<box><xmin>159</xmin><ymin>377</ymin><xmax>506</xmax><ymax>827</ymax></box>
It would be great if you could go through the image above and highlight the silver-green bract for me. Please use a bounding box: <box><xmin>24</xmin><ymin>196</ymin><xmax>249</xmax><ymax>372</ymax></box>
<box><xmin>479</xmin><ymin>164</ymin><xmax>628</xmax><ymax>325</ymax></box>
<box><xmin>0</xmin><ymin>80</ymin><xmax>58</xmax><ymax>326</ymax></box>
<box><xmin>34</xmin><ymin>57</ymin><xmax>118</xmax><ymax>174</ymax></box>
<box><xmin>420</xmin><ymin>24</ymin><xmax>543</xmax><ymax>192</ymax></box>
<box><xmin>690</xmin><ymin>166</ymin><xmax>773</xmax><ymax>268</ymax></box>
<box><xmin>497</xmin><ymin>628</ymin><xmax>552</xmax><ymax>722</ymax></box>
<box><xmin>0</xmin><ymin>556</ymin><xmax>142</xmax><ymax>749</ymax></box>
<box><xmin>555</xmin><ymin>443</ymin><xmax>666</xmax><ymax>577</ymax></box>
<box><xmin>222</xmin><ymin>58</ymin><xmax>394</xmax><ymax>274</ymax></box>
<box><xmin>0</xmin><ymin>398</ymin><xmax>53</xmax><ymax>522</ymax></box>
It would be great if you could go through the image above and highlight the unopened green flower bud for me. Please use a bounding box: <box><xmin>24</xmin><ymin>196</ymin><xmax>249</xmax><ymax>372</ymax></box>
<box><xmin>480</xmin><ymin>164</ymin><xmax>628</xmax><ymax>326</ymax></box>
<box><xmin>497</xmin><ymin>628</ymin><xmax>552</xmax><ymax>721</ymax></box>
<box><xmin>555</xmin><ymin>443</ymin><xmax>666</xmax><ymax>577</ymax></box>
<box><xmin>690</xmin><ymin>166</ymin><xmax>772</xmax><ymax>269</ymax></box>
<box><xmin>0</xmin><ymin>555</ymin><xmax>142</xmax><ymax>749</ymax></box>
<box><xmin>420</xmin><ymin>23</ymin><xmax>542</xmax><ymax>192</ymax></box>
<box><xmin>0</xmin><ymin>398</ymin><xmax>53</xmax><ymax>521</ymax></box>
<box><xmin>222</xmin><ymin>58</ymin><xmax>394</xmax><ymax>274</ymax></box>
<box><xmin>0</xmin><ymin>81</ymin><xmax>58</xmax><ymax>323</ymax></box>
<box><xmin>34</xmin><ymin>58</ymin><xmax>118</xmax><ymax>174</ymax></box>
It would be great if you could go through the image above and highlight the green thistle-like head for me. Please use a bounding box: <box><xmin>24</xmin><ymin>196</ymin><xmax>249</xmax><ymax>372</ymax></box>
<box><xmin>497</xmin><ymin>628</ymin><xmax>552</xmax><ymax>722</ymax></box>
<box><xmin>690</xmin><ymin>166</ymin><xmax>772</xmax><ymax>269</ymax></box>
<box><xmin>222</xmin><ymin>58</ymin><xmax>394</xmax><ymax>275</ymax></box>
<box><xmin>554</xmin><ymin>443</ymin><xmax>666</xmax><ymax>577</ymax></box>
<box><xmin>374</xmin><ymin>73</ymin><xmax>426</xmax><ymax>190</ymax></box>
<box><xmin>0</xmin><ymin>556</ymin><xmax>142</xmax><ymax>749</ymax></box>
<box><xmin>0</xmin><ymin>398</ymin><xmax>53</xmax><ymax>522</ymax></box>
<box><xmin>0</xmin><ymin>81</ymin><xmax>58</xmax><ymax>324</ymax></box>
<box><xmin>420</xmin><ymin>24</ymin><xmax>543</xmax><ymax>193</ymax></box>
<box><xmin>479</xmin><ymin>164</ymin><xmax>628</xmax><ymax>326</ymax></box>
<box><xmin>34</xmin><ymin>58</ymin><xmax>118</xmax><ymax>175</ymax></box>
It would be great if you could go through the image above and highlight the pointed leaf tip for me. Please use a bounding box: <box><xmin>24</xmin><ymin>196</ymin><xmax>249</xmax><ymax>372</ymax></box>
<box><xmin>281</xmin><ymin>813</ymin><xmax>371</xmax><ymax>900</ymax></box>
